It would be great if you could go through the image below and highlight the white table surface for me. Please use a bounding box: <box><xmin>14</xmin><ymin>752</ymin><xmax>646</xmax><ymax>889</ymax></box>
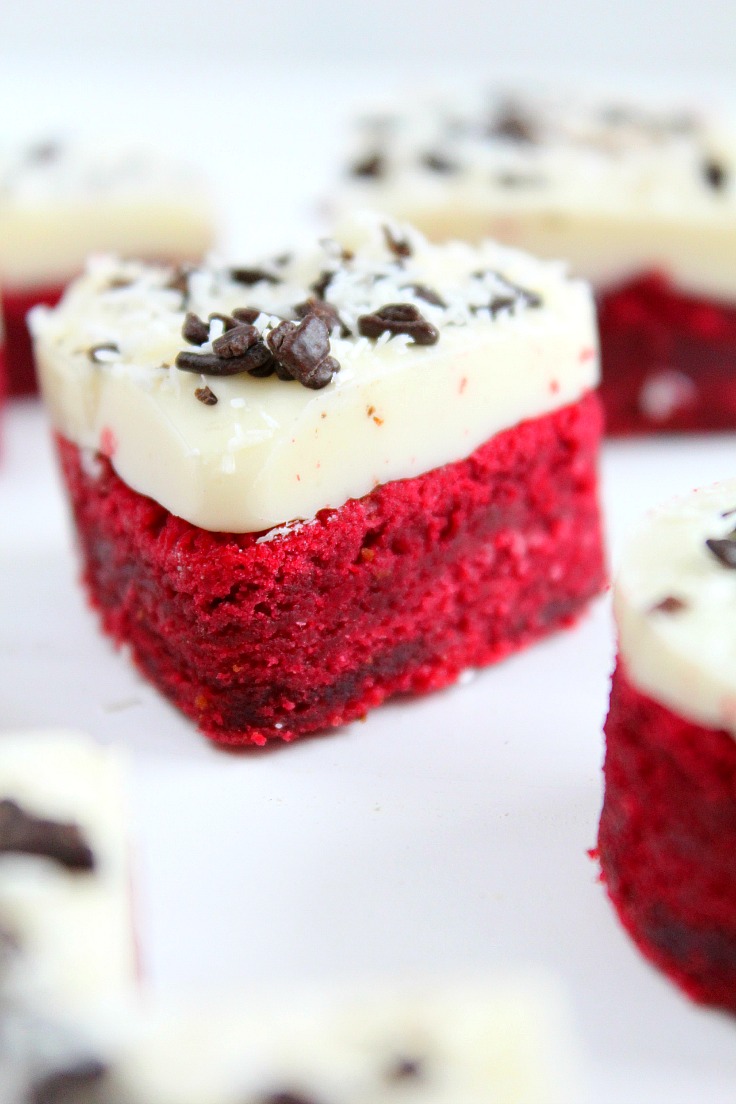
<box><xmin>2</xmin><ymin>54</ymin><xmax>736</xmax><ymax>1104</ymax></box>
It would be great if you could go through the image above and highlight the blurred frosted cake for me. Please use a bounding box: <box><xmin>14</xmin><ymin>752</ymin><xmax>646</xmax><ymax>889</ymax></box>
<box><xmin>30</xmin><ymin>215</ymin><xmax>604</xmax><ymax>746</ymax></box>
<box><xmin>598</xmin><ymin>481</ymin><xmax>736</xmax><ymax>1012</ymax></box>
<box><xmin>0</xmin><ymin>729</ymin><xmax>581</xmax><ymax>1103</ymax></box>
<box><xmin>0</xmin><ymin>139</ymin><xmax>215</xmax><ymax>396</ymax></box>
<box><xmin>337</xmin><ymin>91</ymin><xmax>736</xmax><ymax>433</ymax></box>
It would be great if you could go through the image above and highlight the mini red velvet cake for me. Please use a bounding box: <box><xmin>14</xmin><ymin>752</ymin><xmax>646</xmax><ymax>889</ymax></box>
<box><xmin>338</xmin><ymin>92</ymin><xmax>736</xmax><ymax>434</ymax></box>
<box><xmin>598</xmin><ymin>481</ymin><xmax>736</xmax><ymax>1013</ymax></box>
<box><xmin>0</xmin><ymin>140</ymin><xmax>215</xmax><ymax>397</ymax></box>
<box><xmin>31</xmin><ymin>216</ymin><xmax>604</xmax><ymax>746</ymax></box>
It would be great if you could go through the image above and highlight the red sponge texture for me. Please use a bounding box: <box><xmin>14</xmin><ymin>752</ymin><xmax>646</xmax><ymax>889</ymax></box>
<box><xmin>598</xmin><ymin>272</ymin><xmax>736</xmax><ymax>435</ymax></box>
<box><xmin>3</xmin><ymin>283</ymin><xmax>65</xmax><ymax>397</ymax></box>
<box><xmin>598</xmin><ymin>661</ymin><xmax>736</xmax><ymax>1013</ymax></box>
<box><xmin>56</xmin><ymin>392</ymin><xmax>605</xmax><ymax>746</ymax></box>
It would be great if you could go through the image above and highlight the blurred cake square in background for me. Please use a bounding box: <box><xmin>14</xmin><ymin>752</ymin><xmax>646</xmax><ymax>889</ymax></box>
<box><xmin>0</xmin><ymin>139</ymin><xmax>216</xmax><ymax>396</ymax></box>
<box><xmin>336</xmin><ymin>89</ymin><xmax>736</xmax><ymax>434</ymax></box>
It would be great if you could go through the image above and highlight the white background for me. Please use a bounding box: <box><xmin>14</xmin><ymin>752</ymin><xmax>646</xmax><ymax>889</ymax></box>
<box><xmin>2</xmin><ymin>4</ymin><xmax>736</xmax><ymax>1101</ymax></box>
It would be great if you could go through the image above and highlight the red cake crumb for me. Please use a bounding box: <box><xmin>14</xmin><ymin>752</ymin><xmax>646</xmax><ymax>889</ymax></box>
<box><xmin>57</xmin><ymin>392</ymin><xmax>604</xmax><ymax>747</ymax></box>
<box><xmin>598</xmin><ymin>662</ymin><xmax>736</xmax><ymax>1013</ymax></box>
<box><xmin>597</xmin><ymin>272</ymin><xmax>736</xmax><ymax>435</ymax></box>
<box><xmin>3</xmin><ymin>283</ymin><xmax>65</xmax><ymax>397</ymax></box>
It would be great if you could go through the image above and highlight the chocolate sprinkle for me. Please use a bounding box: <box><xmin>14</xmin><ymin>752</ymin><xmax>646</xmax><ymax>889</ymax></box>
<box><xmin>30</xmin><ymin>1060</ymin><xmax>107</xmax><ymax>1104</ymax></box>
<box><xmin>383</xmin><ymin>225</ymin><xmax>412</xmax><ymax>259</ymax></box>
<box><xmin>166</xmin><ymin>265</ymin><xmax>194</xmax><ymax>299</ymax></box>
<box><xmin>421</xmin><ymin>151</ymin><xmax>458</xmax><ymax>173</ymax></box>
<box><xmin>195</xmin><ymin>386</ymin><xmax>218</xmax><ymax>405</ymax></box>
<box><xmin>402</xmin><ymin>283</ymin><xmax>446</xmax><ymax>308</ymax></box>
<box><xmin>209</xmin><ymin>312</ymin><xmax>239</xmax><ymax>332</ymax></box>
<box><xmin>0</xmin><ymin>800</ymin><xmax>94</xmax><ymax>871</ymax></box>
<box><xmin>386</xmin><ymin>1056</ymin><xmax>424</xmax><ymax>1082</ymax></box>
<box><xmin>350</xmin><ymin>151</ymin><xmax>385</xmax><ymax>178</ymax></box>
<box><xmin>176</xmin><ymin>346</ymin><xmax>273</xmax><ymax>378</ymax></box>
<box><xmin>706</xmin><ymin>536</ymin><xmax>736</xmax><ymax>568</ymax></box>
<box><xmin>87</xmin><ymin>343</ymin><xmax>119</xmax><ymax>364</ymax></box>
<box><xmin>230</xmin><ymin>267</ymin><xmax>280</xmax><ymax>287</ymax></box>
<box><xmin>358</xmin><ymin>303</ymin><xmax>439</xmax><ymax>345</ymax></box>
<box><xmin>267</xmin><ymin>314</ymin><xmax>340</xmax><ymax>389</ymax></box>
<box><xmin>294</xmin><ymin>297</ymin><xmax>348</xmax><ymax>335</ymax></box>
<box><xmin>258</xmin><ymin>1094</ymin><xmax>320</xmax><ymax>1104</ymax></box>
<box><xmin>212</xmin><ymin>323</ymin><xmax>260</xmax><ymax>358</ymax></box>
<box><xmin>182</xmin><ymin>312</ymin><xmax>210</xmax><ymax>346</ymax></box>
<box><xmin>703</xmin><ymin>158</ymin><xmax>728</xmax><ymax>191</ymax></box>
<box><xmin>650</xmin><ymin>595</ymin><xmax>688</xmax><ymax>614</ymax></box>
<box><xmin>232</xmin><ymin>307</ymin><xmax>263</xmax><ymax>325</ymax></box>
<box><xmin>310</xmin><ymin>270</ymin><xmax>335</xmax><ymax>300</ymax></box>
<box><xmin>489</xmin><ymin>105</ymin><xmax>537</xmax><ymax>144</ymax></box>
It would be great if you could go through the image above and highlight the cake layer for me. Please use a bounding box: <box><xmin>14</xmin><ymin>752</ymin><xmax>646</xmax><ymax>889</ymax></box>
<box><xmin>56</xmin><ymin>392</ymin><xmax>604</xmax><ymax>746</ymax></box>
<box><xmin>0</xmin><ymin>140</ymin><xmax>214</xmax><ymax>288</ymax></box>
<box><xmin>615</xmin><ymin>479</ymin><xmax>736</xmax><ymax>739</ymax></box>
<box><xmin>0</xmin><ymin>731</ymin><xmax>134</xmax><ymax>1011</ymax></box>
<box><xmin>31</xmin><ymin>216</ymin><xmax>598</xmax><ymax>532</ymax></box>
<box><xmin>597</xmin><ymin>274</ymin><xmax>736</xmax><ymax>433</ymax></box>
<box><xmin>339</xmin><ymin>91</ymin><xmax>736</xmax><ymax>301</ymax></box>
<box><xmin>4</xmin><ymin>282</ymin><xmax>64</xmax><ymax>397</ymax></box>
<box><xmin>598</xmin><ymin>663</ymin><xmax>736</xmax><ymax>1014</ymax></box>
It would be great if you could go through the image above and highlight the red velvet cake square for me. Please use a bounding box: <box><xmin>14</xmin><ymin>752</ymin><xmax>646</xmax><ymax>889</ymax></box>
<box><xmin>337</xmin><ymin>91</ymin><xmax>736</xmax><ymax>434</ymax></box>
<box><xmin>31</xmin><ymin>217</ymin><xmax>604</xmax><ymax>746</ymax></box>
<box><xmin>0</xmin><ymin>140</ymin><xmax>215</xmax><ymax>396</ymax></box>
<box><xmin>598</xmin><ymin>481</ymin><xmax>736</xmax><ymax>1013</ymax></box>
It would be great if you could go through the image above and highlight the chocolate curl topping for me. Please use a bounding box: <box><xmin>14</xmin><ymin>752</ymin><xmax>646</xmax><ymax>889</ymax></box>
<box><xmin>706</xmin><ymin>536</ymin><xmax>736</xmax><ymax>568</ymax></box>
<box><xmin>182</xmin><ymin>312</ymin><xmax>210</xmax><ymax>346</ymax></box>
<box><xmin>350</xmin><ymin>151</ymin><xmax>385</xmax><ymax>178</ymax></box>
<box><xmin>358</xmin><ymin>303</ymin><xmax>439</xmax><ymax>346</ymax></box>
<box><xmin>30</xmin><ymin>1060</ymin><xmax>108</xmax><ymax>1104</ymax></box>
<box><xmin>267</xmin><ymin>313</ymin><xmax>340</xmax><ymax>390</ymax></box>
<box><xmin>0</xmin><ymin>799</ymin><xmax>95</xmax><ymax>872</ymax></box>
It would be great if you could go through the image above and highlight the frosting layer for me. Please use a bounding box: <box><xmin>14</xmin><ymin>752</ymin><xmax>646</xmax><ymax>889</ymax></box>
<box><xmin>32</xmin><ymin>216</ymin><xmax>598</xmax><ymax>533</ymax></box>
<box><xmin>616</xmin><ymin>480</ymin><xmax>736</xmax><ymax>739</ymax></box>
<box><xmin>0</xmin><ymin>140</ymin><xmax>214</xmax><ymax>286</ymax></box>
<box><xmin>339</xmin><ymin>92</ymin><xmax>736</xmax><ymax>300</ymax></box>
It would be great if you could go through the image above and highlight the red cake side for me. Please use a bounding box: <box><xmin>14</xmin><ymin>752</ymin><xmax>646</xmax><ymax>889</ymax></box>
<box><xmin>598</xmin><ymin>661</ymin><xmax>736</xmax><ymax>1013</ymax></box>
<box><xmin>597</xmin><ymin>272</ymin><xmax>736</xmax><ymax>435</ymax></box>
<box><xmin>3</xmin><ymin>283</ymin><xmax>65</xmax><ymax>397</ymax></box>
<box><xmin>56</xmin><ymin>391</ymin><xmax>605</xmax><ymax>746</ymax></box>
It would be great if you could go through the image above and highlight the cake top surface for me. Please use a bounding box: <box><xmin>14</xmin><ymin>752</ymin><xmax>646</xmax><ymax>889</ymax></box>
<box><xmin>616</xmin><ymin>479</ymin><xmax>736</xmax><ymax>737</ymax></box>
<box><xmin>342</xmin><ymin>90</ymin><xmax>736</xmax><ymax>215</ymax></box>
<box><xmin>32</xmin><ymin>214</ymin><xmax>597</xmax><ymax>532</ymax></box>
<box><xmin>0</xmin><ymin>138</ymin><xmax>208</xmax><ymax>207</ymax></box>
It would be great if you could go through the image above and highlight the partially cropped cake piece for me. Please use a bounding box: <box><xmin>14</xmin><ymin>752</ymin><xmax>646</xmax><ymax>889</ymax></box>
<box><xmin>598</xmin><ymin>482</ymin><xmax>736</xmax><ymax>1013</ymax></box>
<box><xmin>0</xmin><ymin>139</ymin><xmax>215</xmax><ymax>396</ymax></box>
<box><xmin>338</xmin><ymin>91</ymin><xmax>736</xmax><ymax>433</ymax></box>
<box><xmin>0</xmin><ymin>731</ymin><xmax>581</xmax><ymax>1104</ymax></box>
<box><xmin>31</xmin><ymin>216</ymin><xmax>604</xmax><ymax>746</ymax></box>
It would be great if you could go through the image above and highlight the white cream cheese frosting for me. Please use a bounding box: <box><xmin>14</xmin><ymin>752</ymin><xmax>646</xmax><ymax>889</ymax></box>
<box><xmin>31</xmin><ymin>215</ymin><xmax>598</xmax><ymax>534</ymax></box>
<box><xmin>0</xmin><ymin>140</ymin><xmax>214</xmax><ymax>287</ymax></box>
<box><xmin>338</xmin><ymin>92</ymin><xmax>736</xmax><ymax>301</ymax></box>
<box><xmin>616</xmin><ymin>480</ymin><xmax>736</xmax><ymax>739</ymax></box>
<box><xmin>0</xmin><ymin>730</ymin><xmax>135</xmax><ymax>1012</ymax></box>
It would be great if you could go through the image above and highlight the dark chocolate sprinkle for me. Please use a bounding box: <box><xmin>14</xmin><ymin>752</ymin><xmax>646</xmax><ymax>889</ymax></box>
<box><xmin>721</xmin><ymin>507</ymin><xmax>736</xmax><ymax>519</ymax></box>
<box><xmin>383</xmin><ymin>225</ymin><xmax>412</xmax><ymax>259</ymax></box>
<box><xmin>212</xmin><ymin>323</ymin><xmax>260</xmax><ymax>358</ymax></box>
<box><xmin>30</xmin><ymin>1060</ymin><xmax>107</xmax><ymax>1104</ymax></box>
<box><xmin>358</xmin><ymin>303</ymin><xmax>439</xmax><ymax>346</ymax></box>
<box><xmin>166</xmin><ymin>265</ymin><xmax>194</xmax><ymax>298</ymax></box>
<box><xmin>176</xmin><ymin>348</ymin><xmax>273</xmax><ymax>378</ymax></box>
<box><xmin>294</xmin><ymin>298</ymin><xmax>349</xmax><ymax>335</ymax></box>
<box><xmin>703</xmin><ymin>158</ymin><xmax>728</xmax><ymax>191</ymax></box>
<box><xmin>310</xmin><ymin>270</ymin><xmax>335</xmax><ymax>300</ymax></box>
<box><xmin>267</xmin><ymin>314</ymin><xmax>340</xmax><ymax>389</ymax></box>
<box><xmin>706</xmin><ymin>536</ymin><xmax>736</xmax><ymax>568</ymax></box>
<box><xmin>0</xmin><ymin>800</ymin><xmax>94</xmax><ymax>871</ymax></box>
<box><xmin>489</xmin><ymin>105</ymin><xmax>537</xmax><ymax>144</ymax></box>
<box><xmin>650</xmin><ymin>595</ymin><xmax>688</xmax><ymax>614</ymax></box>
<box><xmin>421</xmin><ymin>151</ymin><xmax>459</xmax><ymax>173</ymax></box>
<box><xmin>87</xmin><ymin>343</ymin><xmax>119</xmax><ymax>364</ymax></box>
<box><xmin>232</xmin><ymin>307</ymin><xmax>263</xmax><ymax>325</ymax></box>
<box><xmin>106</xmin><ymin>276</ymin><xmax>134</xmax><ymax>290</ymax></box>
<box><xmin>402</xmin><ymin>283</ymin><xmax>446</xmax><ymax>308</ymax></box>
<box><xmin>209</xmin><ymin>312</ymin><xmax>239</xmax><ymax>332</ymax></box>
<box><xmin>230</xmin><ymin>267</ymin><xmax>280</xmax><ymax>287</ymax></box>
<box><xmin>350</xmin><ymin>151</ymin><xmax>385</xmax><ymax>178</ymax></box>
<box><xmin>182</xmin><ymin>312</ymin><xmax>210</xmax><ymax>346</ymax></box>
<box><xmin>385</xmin><ymin>1056</ymin><xmax>424</xmax><ymax>1082</ymax></box>
<box><xmin>472</xmin><ymin>270</ymin><xmax>542</xmax><ymax>314</ymax></box>
<box><xmin>195</xmin><ymin>386</ymin><xmax>218</xmax><ymax>406</ymax></box>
